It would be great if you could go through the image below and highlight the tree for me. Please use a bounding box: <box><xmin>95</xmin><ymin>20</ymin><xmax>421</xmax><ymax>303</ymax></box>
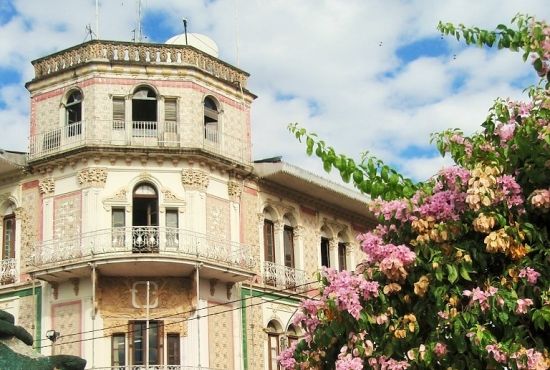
<box><xmin>282</xmin><ymin>14</ymin><xmax>550</xmax><ymax>370</ymax></box>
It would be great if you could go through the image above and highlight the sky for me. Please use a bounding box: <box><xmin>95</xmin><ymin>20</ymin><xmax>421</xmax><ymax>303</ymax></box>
<box><xmin>0</xmin><ymin>0</ymin><xmax>548</xmax><ymax>184</ymax></box>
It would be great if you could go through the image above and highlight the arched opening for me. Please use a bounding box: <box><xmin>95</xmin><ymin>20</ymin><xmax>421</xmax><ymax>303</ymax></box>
<box><xmin>320</xmin><ymin>226</ymin><xmax>331</xmax><ymax>268</ymax></box>
<box><xmin>1</xmin><ymin>203</ymin><xmax>16</xmax><ymax>285</ymax></box>
<box><xmin>266</xmin><ymin>320</ymin><xmax>282</xmax><ymax>370</ymax></box>
<box><xmin>282</xmin><ymin>215</ymin><xmax>295</xmax><ymax>269</ymax></box>
<box><xmin>203</xmin><ymin>96</ymin><xmax>219</xmax><ymax>142</ymax></box>
<box><xmin>286</xmin><ymin>324</ymin><xmax>301</xmax><ymax>347</ymax></box>
<box><xmin>338</xmin><ymin>233</ymin><xmax>349</xmax><ymax>271</ymax></box>
<box><xmin>132</xmin><ymin>86</ymin><xmax>158</xmax><ymax>136</ymax></box>
<box><xmin>65</xmin><ymin>90</ymin><xmax>82</xmax><ymax>137</ymax></box>
<box><xmin>132</xmin><ymin>183</ymin><xmax>159</xmax><ymax>252</ymax></box>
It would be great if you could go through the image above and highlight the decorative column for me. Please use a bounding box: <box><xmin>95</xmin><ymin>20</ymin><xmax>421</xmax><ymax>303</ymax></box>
<box><xmin>39</xmin><ymin>178</ymin><xmax>55</xmax><ymax>242</ymax></box>
<box><xmin>181</xmin><ymin>169</ymin><xmax>209</xmax><ymax>234</ymax></box>
<box><xmin>227</xmin><ymin>180</ymin><xmax>242</xmax><ymax>246</ymax></box>
<box><xmin>77</xmin><ymin>167</ymin><xmax>107</xmax><ymax>234</ymax></box>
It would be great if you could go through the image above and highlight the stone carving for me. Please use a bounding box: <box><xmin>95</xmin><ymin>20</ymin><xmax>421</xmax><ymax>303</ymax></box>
<box><xmin>161</xmin><ymin>189</ymin><xmax>185</xmax><ymax>206</ymax></box>
<box><xmin>102</xmin><ymin>188</ymin><xmax>128</xmax><ymax>210</ymax></box>
<box><xmin>227</xmin><ymin>181</ymin><xmax>243</xmax><ymax>201</ymax></box>
<box><xmin>78</xmin><ymin>168</ymin><xmax>107</xmax><ymax>187</ymax></box>
<box><xmin>33</xmin><ymin>40</ymin><xmax>248</xmax><ymax>88</ymax></box>
<box><xmin>181</xmin><ymin>169</ymin><xmax>209</xmax><ymax>191</ymax></box>
<box><xmin>97</xmin><ymin>277</ymin><xmax>194</xmax><ymax>336</ymax></box>
<box><xmin>38</xmin><ymin>178</ymin><xmax>54</xmax><ymax>194</ymax></box>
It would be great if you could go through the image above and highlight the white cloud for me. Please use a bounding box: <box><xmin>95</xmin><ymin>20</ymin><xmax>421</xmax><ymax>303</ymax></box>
<box><xmin>0</xmin><ymin>0</ymin><xmax>548</xmax><ymax>183</ymax></box>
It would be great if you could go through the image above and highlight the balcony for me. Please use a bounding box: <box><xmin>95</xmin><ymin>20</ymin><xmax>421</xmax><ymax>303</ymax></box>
<box><xmin>0</xmin><ymin>258</ymin><xmax>17</xmax><ymax>285</ymax></box>
<box><xmin>91</xmin><ymin>367</ymin><xmax>221</xmax><ymax>370</ymax></box>
<box><xmin>28</xmin><ymin>121</ymin><xmax>251</xmax><ymax>164</ymax></box>
<box><xmin>262</xmin><ymin>261</ymin><xmax>308</xmax><ymax>292</ymax></box>
<box><xmin>30</xmin><ymin>227</ymin><xmax>256</xmax><ymax>283</ymax></box>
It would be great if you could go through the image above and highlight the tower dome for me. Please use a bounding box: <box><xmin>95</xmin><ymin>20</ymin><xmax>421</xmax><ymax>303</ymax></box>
<box><xmin>165</xmin><ymin>33</ymin><xmax>219</xmax><ymax>58</ymax></box>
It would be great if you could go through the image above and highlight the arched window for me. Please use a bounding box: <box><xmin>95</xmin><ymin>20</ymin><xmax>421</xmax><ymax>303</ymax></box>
<box><xmin>266</xmin><ymin>320</ymin><xmax>282</xmax><ymax>370</ymax></box>
<box><xmin>65</xmin><ymin>90</ymin><xmax>82</xmax><ymax>137</ymax></box>
<box><xmin>132</xmin><ymin>86</ymin><xmax>158</xmax><ymax>135</ymax></box>
<box><xmin>320</xmin><ymin>226</ymin><xmax>331</xmax><ymax>268</ymax></box>
<box><xmin>1</xmin><ymin>203</ymin><xmax>16</xmax><ymax>285</ymax></box>
<box><xmin>204</xmin><ymin>96</ymin><xmax>219</xmax><ymax>142</ymax></box>
<box><xmin>132</xmin><ymin>183</ymin><xmax>159</xmax><ymax>252</ymax></box>
<box><xmin>282</xmin><ymin>215</ymin><xmax>295</xmax><ymax>269</ymax></box>
<box><xmin>338</xmin><ymin>233</ymin><xmax>349</xmax><ymax>271</ymax></box>
<box><xmin>286</xmin><ymin>324</ymin><xmax>301</xmax><ymax>347</ymax></box>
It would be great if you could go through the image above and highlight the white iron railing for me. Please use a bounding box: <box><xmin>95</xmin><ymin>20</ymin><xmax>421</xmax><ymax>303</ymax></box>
<box><xmin>91</xmin><ymin>366</ymin><xmax>222</xmax><ymax>370</ymax></box>
<box><xmin>0</xmin><ymin>258</ymin><xmax>17</xmax><ymax>284</ymax></box>
<box><xmin>262</xmin><ymin>261</ymin><xmax>308</xmax><ymax>292</ymax></box>
<box><xmin>28</xmin><ymin>120</ymin><xmax>251</xmax><ymax>164</ymax></box>
<box><xmin>31</xmin><ymin>227</ymin><xmax>255</xmax><ymax>271</ymax></box>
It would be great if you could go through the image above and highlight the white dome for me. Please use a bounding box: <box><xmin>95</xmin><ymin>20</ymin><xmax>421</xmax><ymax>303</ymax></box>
<box><xmin>165</xmin><ymin>33</ymin><xmax>219</xmax><ymax>58</ymax></box>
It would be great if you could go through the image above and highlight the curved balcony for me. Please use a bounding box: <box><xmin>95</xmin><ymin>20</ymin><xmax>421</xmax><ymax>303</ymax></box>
<box><xmin>30</xmin><ymin>227</ymin><xmax>256</xmax><ymax>283</ymax></box>
<box><xmin>0</xmin><ymin>258</ymin><xmax>17</xmax><ymax>285</ymax></box>
<box><xmin>28</xmin><ymin>120</ymin><xmax>251</xmax><ymax>164</ymax></box>
<box><xmin>262</xmin><ymin>261</ymin><xmax>308</xmax><ymax>292</ymax></box>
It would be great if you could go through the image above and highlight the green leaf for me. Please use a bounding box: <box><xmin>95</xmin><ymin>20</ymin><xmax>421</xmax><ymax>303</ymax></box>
<box><xmin>306</xmin><ymin>137</ymin><xmax>314</xmax><ymax>156</ymax></box>
<box><xmin>459</xmin><ymin>265</ymin><xmax>472</xmax><ymax>281</ymax></box>
<box><xmin>447</xmin><ymin>264</ymin><xmax>458</xmax><ymax>283</ymax></box>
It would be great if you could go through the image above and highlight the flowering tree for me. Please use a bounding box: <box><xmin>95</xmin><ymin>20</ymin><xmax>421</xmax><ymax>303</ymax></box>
<box><xmin>283</xmin><ymin>15</ymin><xmax>550</xmax><ymax>370</ymax></box>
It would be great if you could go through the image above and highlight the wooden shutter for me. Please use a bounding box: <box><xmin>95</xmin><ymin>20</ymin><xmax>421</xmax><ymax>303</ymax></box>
<box><xmin>113</xmin><ymin>97</ymin><xmax>125</xmax><ymax>129</ymax></box>
<box><xmin>164</xmin><ymin>99</ymin><xmax>177</xmax><ymax>122</ymax></box>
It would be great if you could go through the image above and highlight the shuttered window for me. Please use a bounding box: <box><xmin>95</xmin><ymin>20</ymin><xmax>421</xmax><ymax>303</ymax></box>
<box><xmin>164</xmin><ymin>99</ymin><xmax>177</xmax><ymax>122</ymax></box>
<box><xmin>113</xmin><ymin>97</ymin><xmax>125</xmax><ymax>129</ymax></box>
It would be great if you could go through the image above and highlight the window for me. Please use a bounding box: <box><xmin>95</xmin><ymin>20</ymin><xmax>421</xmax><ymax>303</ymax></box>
<box><xmin>338</xmin><ymin>242</ymin><xmax>347</xmax><ymax>271</ymax></box>
<box><xmin>129</xmin><ymin>321</ymin><xmax>163</xmax><ymax>365</ymax></box>
<box><xmin>112</xmin><ymin>208</ymin><xmax>125</xmax><ymax>248</ymax></box>
<box><xmin>320</xmin><ymin>237</ymin><xmax>330</xmax><ymax>268</ymax></box>
<box><xmin>111</xmin><ymin>333</ymin><xmax>126</xmax><ymax>367</ymax></box>
<box><xmin>204</xmin><ymin>96</ymin><xmax>219</xmax><ymax>142</ymax></box>
<box><xmin>165</xmin><ymin>209</ymin><xmax>179</xmax><ymax>248</ymax></box>
<box><xmin>132</xmin><ymin>87</ymin><xmax>157</xmax><ymax>135</ymax></box>
<box><xmin>266</xmin><ymin>321</ymin><xmax>281</xmax><ymax>370</ymax></box>
<box><xmin>2</xmin><ymin>214</ymin><xmax>15</xmax><ymax>260</ymax></box>
<box><xmin>283</xmin><ymin>226</ymin><xmax>294</xmax><ymax>268</ymax></box>
<box><xmin>263</xmin><ymin>220</ymin><xmax>275</xmax><ymax>263</ymax></box>
<box><xmin>287</xmin><ymin>324</ymin><xmax>300</xmax><ymax>347</ymax></box>
<box><xmin>132</xmin><ymin>183</ymin><xmax>159</xmax><ymax>252</ymax></box>
<box><xmin>164</xmin><ymin>98</ymin><xmax>177</xmax><ymax>133</ymax></box>
<box><xmin>66</xmin><ymin>91</ymin><xmax>82</xmax><ymax>137</ymax></box>
<box><xmin>166</xmin><ymin>333</ymin><xmax>180</xmax><ymax>365</ymax></box>
<box><xmin>113</xmin><ymin>97</ymin><xmax>125</xmax><ymax>130</ymax></box>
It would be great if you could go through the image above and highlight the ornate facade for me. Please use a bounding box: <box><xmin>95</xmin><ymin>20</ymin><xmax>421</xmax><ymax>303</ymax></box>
<box><xmin>0</xmin><ymin>34</ymin><xmax>373</xmax><ymax>369</ymax></box>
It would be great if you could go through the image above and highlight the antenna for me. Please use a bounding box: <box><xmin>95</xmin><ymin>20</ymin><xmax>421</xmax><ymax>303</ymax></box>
<box><xmin>95</xmin><ymin>0</ymin><xmax>100</xmax><ymax>39</ymax></box>
<box><xmin>183</xmin><ymin>18</ymin><xmax>188</xmax><ymax>45</ymax></box>
<box><xmin>136</xmin><ymin>0</ymin><xmax>143</xmax><ymax>42</ymax></box>
<box><xmin>85</xmin><ymin>24</ymin><xmax>96</xmax><ymax>42</ymax></box>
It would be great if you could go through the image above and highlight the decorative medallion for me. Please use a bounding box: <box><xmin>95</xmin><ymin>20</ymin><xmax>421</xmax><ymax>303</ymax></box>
<box><xmin>181</xmin><ymin>169</ymin><xmax>209</xmax><ymax>191</ymax></box>
<box><xmin>78</xmin><ymin>167</ymin><xmax>107</xmax><ymax>187</ymax></box>
<box><xmin>38</xmin><ymin>178</ymin><xmax>55</xmax><ymax>194</ymax></box>
<box><xmin>227</xmin><ymin>180</ymin><xmax>243</xmax><ymax>201</ymax></box>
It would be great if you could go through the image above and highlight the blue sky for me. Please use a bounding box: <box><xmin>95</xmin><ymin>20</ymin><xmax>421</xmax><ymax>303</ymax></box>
<box><xmin>0</xmin><ymin>0</ymin><xmax>548</xmax><ymax>182</ymax></box>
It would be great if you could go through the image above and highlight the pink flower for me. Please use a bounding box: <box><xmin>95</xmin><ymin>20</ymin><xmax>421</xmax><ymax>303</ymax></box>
<box><xmin>463</xmin><ymin>286</ymin><xmax>498</xmax><ymax>312</ymax></box>
<box><xmin>519</xmin><ymin>267</ymin><xmax>541</xmax><ymax>285</ymax></box>
<box><xmin>496</xmin><ymin>122</ymin><xmax>516</xmax><ymax>144</ymax></box>
<box><xmin>496</xmin><ymin>175</ymin><xmax>524</xmax><ymax>209</ymax></box>
<box><xmin>278</xmin><ymin>342</ymin><xmax>297</xmax><ymax>369</ymax></box>
<box><xmin>486</xmin><ymin>344</ymin><xmax>508</xmax><ymax>363</ymax></box>
<box><xmin>516</xmin><ymin>298</ymin><xmax>534</xmax><ymax>314</ymax></box>
<box><xmin>434</xmin><ymin>342</ymin><xmax>447</xmax><ymax>357</ymax></box>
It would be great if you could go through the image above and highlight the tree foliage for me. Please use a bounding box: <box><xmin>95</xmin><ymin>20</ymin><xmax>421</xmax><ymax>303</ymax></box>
<box><xmin>283</xmin><ymin>14</ymin><xmax>550</xmax><ymax>370</ymax></box>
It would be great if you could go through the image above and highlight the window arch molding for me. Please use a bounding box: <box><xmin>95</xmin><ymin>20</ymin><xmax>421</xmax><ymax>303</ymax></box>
<box><xmin>61</xmin><ymin>88</ymin><xmax>84</xmax><ymax>136</ymax></box>
<box><xmin>203</xmin><ymin>95</ymin><xmax>221</xmax><ymax>142</ymax></box>
<box><xmin>130</xmin><ymin>85</ymin><xmax>159</xmax><ymax>129</ymax></box>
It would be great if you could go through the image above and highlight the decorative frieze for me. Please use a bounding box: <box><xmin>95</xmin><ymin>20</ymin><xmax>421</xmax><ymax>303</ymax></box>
<box><xmin>181</xmin><ymin>169</ymin><xmax>209</xmax><ymax>191</ymax></box>
<box><xmin>228</xmin><ymin>180</ymin><xmax>243</xmax><ymax>201</ymax></box>
<box><xmin>38</xmin><ymin>178</ymin><xmax>54</xmax><ymax>194</ymax></box>
<box><xmin>78</xmin><ymin>167</ymin><xmax>107</xmax><ymax>187</ymax></box>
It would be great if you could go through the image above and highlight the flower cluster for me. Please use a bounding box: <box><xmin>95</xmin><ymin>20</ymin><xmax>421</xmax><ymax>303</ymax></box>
<box><xmin>463</xmin><ymin>286</ymin><xmax>498</xmax><ymax>312</ymax></box>
<box><xmin>466</xmin><ymin>165</ymin><xmax>500</xmax><ymax>210</ymax></box>
<box><xmin>496</xmin><ymin>175</ymin><xmax>524</xmax><ymax>209</ymax></box>
<box><xmin>278</xmin><ymin>342</ymin><xmax>298</xmax><ymax>369</ymax></box>
<box><xmin>367</xmin><ymin>356</ymin><xmax>410</xmax><ymax>370</ymax></box>
<box><xmin>530</xmin><ymin>189</ymin><xmax>550</xmax><ymax>212</ymax></box>
<box><xmin>519</xmin><ymin>267</ymin><xmax>541</xmax><ymax>285</ymax></box>
<box><xmin>484</xmin><ymin>227</ymin><xmax>528</xmax><ymax>260</ymax></box>
<box><xmin>322</xmin><ymin>268</ymin><xmax>379</xmax><ymax>319</ymax></box>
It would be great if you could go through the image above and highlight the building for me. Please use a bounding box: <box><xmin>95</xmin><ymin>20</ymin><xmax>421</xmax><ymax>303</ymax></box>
<box><xmin>0</xmin><ymin>32</ymin><xmax>374</xmax><ymax>369</ymax></box>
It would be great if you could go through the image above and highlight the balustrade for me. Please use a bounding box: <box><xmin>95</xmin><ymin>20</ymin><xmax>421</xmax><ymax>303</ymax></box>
<box><xmin>28</xmin><ymin>120</ymin><xmax>250</xmax><ymax>164</ymax></box>
<box><xmin>31</xmin><ymin>227</ymin><xmax>255</xmax><ymax>272</ymax></box>
<box><xmin>0</xmin><ymin>258</ymin><xmax>17</xmax><ymax>285</ymax></box>
<box><xmin>31</xmin><ymin>40</ymin><xmax>248</xmax><ymax>88</ymax></box>
<box><xmin>262</xmin><ymin>261</ymin><xmax>308</xmax><ymax>292</ymax></box>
